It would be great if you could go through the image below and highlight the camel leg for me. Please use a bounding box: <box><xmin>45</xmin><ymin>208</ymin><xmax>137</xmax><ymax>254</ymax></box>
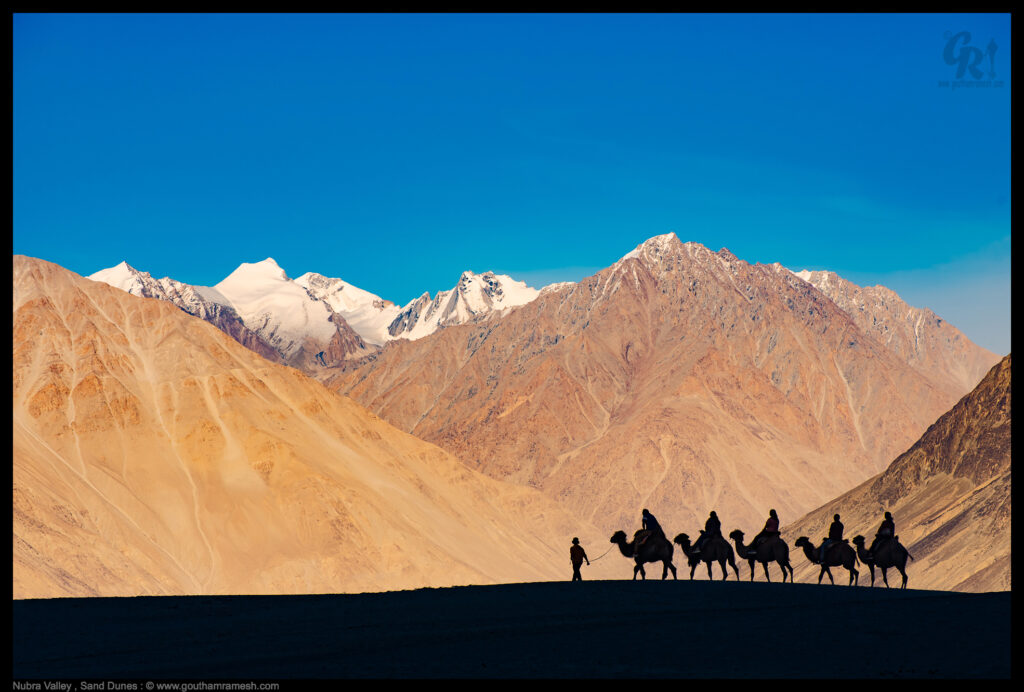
<box><xmin>730</xmin><ymin>559</ymin><xmax>740</xmax><ymax>581</ymax></box>
<box><xmin>881</xmin><ymin>567</ymin><xmax>890</xmax><ymax>588</ymax></box>
<box><xmin>898</xmin><ymin>566</ymin><xmax>907</xmax><ymax>589</ymax></box>
<box><xmin>668</xmin><ymin>562</ymin><xmax>677</xmax><ymax>580</ymax></box>
<box><xmin>762</xmin><ymin>562</ymin><xmax>771</xmax><ymax>582</ymax></box>
<box><xmin>706</xmin><ymin>561</ymin><xmax>713</xmax><ymax>581</ymax></box>
<box><xmin>823</xmin><ymin>566</ymin><xmax>834</xmax><ymax>585</ymax></box>
<box><xmin>689</xmin><ymin>564</ymin><xmax>696</xmax><ymax>580</ymax></box>
<box><xmin>748</xmin><ymin>560</ymin><xmax>755</xmax><ymax>582</ymax></box>
<box><xmin>868</xmin><ymin>565</ymin><xmax>875</xmax><ymax>587</ymax></box>
<box><xmin>849</xmin><ymin>566</ymin><xmax>859</xmax><ymax>586</ymax></box>
<box><xmin>661</xmin><ymin>561</ymin><xmax>668</xmax><ymax>580</ymax></box>
<box><xmin>719</xmin><ymin>560</ymin><xmax>727</xmax><ymax>581</ymax></box>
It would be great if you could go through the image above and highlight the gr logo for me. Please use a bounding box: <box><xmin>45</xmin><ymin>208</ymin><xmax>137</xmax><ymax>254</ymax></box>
<box><xmin>943</xmin><ymin>31</ymin><xmax>997</xmax><ymax>80</ymax></box>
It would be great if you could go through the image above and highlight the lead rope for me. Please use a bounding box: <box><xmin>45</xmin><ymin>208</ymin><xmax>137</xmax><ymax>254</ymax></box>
<box><xmin>586</xmin><ymin>545</ymin><xmax>617</xmax><ymax>562</ymax></box>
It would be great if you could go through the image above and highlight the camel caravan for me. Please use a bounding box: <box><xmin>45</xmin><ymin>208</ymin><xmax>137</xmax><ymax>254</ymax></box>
<box><xmin>600</xmin><ymin>508</ymin><xmax>914</xmax><ymax>588</ymax></box>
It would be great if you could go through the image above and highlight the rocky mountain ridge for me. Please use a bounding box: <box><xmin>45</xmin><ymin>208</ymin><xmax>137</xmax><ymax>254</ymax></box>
<box><xmin>324</xmin><ymin>233</ymin><xmax>1000</xmax><ymax>540</ymax></box>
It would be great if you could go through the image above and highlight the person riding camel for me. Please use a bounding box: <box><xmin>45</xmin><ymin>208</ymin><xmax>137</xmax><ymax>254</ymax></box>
<box><xmin>635</xmin><ymin>508</ymin><xmax>664</xmax><ymax>553</ymax></box>
<box><xmin>752</xmin><ymin>509</ymin><xmax>780</xmax><ymax>550</ymax></box>
<box><xmin>867</xmin><ymin>511</ymin><xmax>895</xmax><ymax>558</ymax></box>
<box><xmin>819</xmin><ymin>513</ymin><xmax>844</xmax><ymax>563</ymax></box>
<box><xmin>569</xmin><ymin>537</ymin><xmax>590</xmax><ymax>582</ymax></box>
<box><xmin>694</xmin><ymin>510</ymin><xmax>722</xmax><ymax>553</ymax></box>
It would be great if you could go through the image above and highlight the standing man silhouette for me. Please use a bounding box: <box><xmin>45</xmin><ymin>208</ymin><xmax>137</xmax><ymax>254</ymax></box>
<box><xmin>570</xmin><ymin>537</ymin><xmax>590</xmax><ymax>582</ymax></box>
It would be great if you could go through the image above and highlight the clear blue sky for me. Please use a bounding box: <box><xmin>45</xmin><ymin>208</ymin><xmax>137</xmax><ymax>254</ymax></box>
<box><xmin>14</xmin><ymin>13</ymin><xmax>1011</xmax><ymax>354</ymax></box>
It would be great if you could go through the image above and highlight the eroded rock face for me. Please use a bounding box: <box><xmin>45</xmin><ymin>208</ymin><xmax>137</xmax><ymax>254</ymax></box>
<box><xmin>13</xmin><ymin>255</ymin><xmax>617</xmax><ymax>598</ymax></box>
<box><xmin>325</xmin><ymin>234</ymin><xmax>990</xmax><ymax>538</ymax></box>
<box><xmin>785</xmin><ymin>355</ymin><xmax>1010</xmax><ymax>592</ymax></box>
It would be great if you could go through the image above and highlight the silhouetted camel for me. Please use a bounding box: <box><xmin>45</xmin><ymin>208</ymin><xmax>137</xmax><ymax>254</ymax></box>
<box><xmin>673</xmin><ymin>533</ymin><xmax>740</xmax><ymax>581</ymax></box>
<box><xmin>729</xmin><ymin>529</ymin><xmax>794</xmax><ymax>583</ymax></box>
<box><xmin>794</xmin><ymin>536</ymin><xmax>859</xmax><ymax>586</ymax></box>
<box><xmin>852</xmin><ymin>535</ymin><xmax>914</xmax><ymax>589</ymax></box>
<box><xmin>610</xmin><ymin>530</ymin><xmax>678</xmax><ymax>580</ymax></box>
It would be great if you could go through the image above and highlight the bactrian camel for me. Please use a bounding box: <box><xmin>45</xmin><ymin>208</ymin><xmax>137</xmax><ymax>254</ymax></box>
<box><xmin>610</xmin><ymin>530</ymin><xmax>678</xmax><ymax>580</ymax></box>
<box><xmin>794</xmin><ymin>536</ymin><xmax>859</xmax><ymax>586</ymax></box>
<box><xmin>673</xmin><ymin>533</ymin><xmax>740</xmax><ymax>581</ymax></box>
<box><xmin>729</xmin><ymin>529</ymin><xmax>795</xmax><ymax>583</ymax></box>
<box><xmin>852</xmin><ymin>535</ymin><xmax>914</xmax><ymax>589</ymax></box>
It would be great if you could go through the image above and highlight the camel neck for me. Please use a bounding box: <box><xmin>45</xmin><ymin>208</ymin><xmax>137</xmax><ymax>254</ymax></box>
<box><xmin>615</xmin><ymin>539</ymin><xmax>635</xmax><ymax>558</ymax></box>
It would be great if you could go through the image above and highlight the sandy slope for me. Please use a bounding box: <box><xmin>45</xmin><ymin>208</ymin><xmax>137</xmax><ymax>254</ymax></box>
<box><xmin>12</xmin><ymin>256</ymin><xmax>627</xmax><ymax>597</ymax></box>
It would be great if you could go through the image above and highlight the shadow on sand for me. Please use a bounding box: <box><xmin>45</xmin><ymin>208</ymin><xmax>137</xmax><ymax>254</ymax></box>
<box><xmin>13</xmin><ymin>580</ymin><xmax>1009</xmax><ymax>679</ymax></box>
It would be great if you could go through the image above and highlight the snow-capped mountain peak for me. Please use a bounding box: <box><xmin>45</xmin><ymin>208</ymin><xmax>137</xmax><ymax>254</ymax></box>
<box><xmin>219</xmin><ymin>257</ymin><xmax>290</xmax><ymax>285</ymax></box>
<box><xmin>213</xmin><ymin>259</ymin><xmax>340</xmax><ymax>356</ymax></box>
<box><xmin>88</xmin><ymin>261</ymin><xmax>147</xmax><ymax>295</ymax></box>
<box><xmin>619</xmin><ymin>232</ymin><xmax>681</xmax><ymax>263</ymax></box>
<box><xmin>386</xmin><ymin>271</ymin><xmax>542</xmax><ymax>341</ymax></box>
<box><xmin>296</xmin><ymin>272</ymin><xmax>401</xmax><ymax>346</ymax></box>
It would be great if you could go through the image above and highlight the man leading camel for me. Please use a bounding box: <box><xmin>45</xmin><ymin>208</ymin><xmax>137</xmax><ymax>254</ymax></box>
<box><xmin>570</xmin><ymin>537</ymin><xmax>590</xmax><ymax>582</ymax></box>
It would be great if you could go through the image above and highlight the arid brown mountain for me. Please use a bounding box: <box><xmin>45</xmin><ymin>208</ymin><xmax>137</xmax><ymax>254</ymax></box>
<box><xmin>325</xmin><ymin>234</ymin><xmax>993</xmax><ymax>540</ymax></box>
<box><xmin>12</xmin><ymin>255</ymin><xmax>621</xmax><ymax>598</ymax></box>
<box><xmin>782</xmin><ymin>354</ymin><xmax>1010</xmax><ymax>592</ymax></box>
<box><xmin>790</xmin><ymin>269</ymin><xmax>999</xmax><ymax>397</ymax></box>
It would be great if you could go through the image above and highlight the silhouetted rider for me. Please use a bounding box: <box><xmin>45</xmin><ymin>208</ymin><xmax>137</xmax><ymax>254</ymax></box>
<box><xmin>694</xmin><ymin>510</ymin><xmax>721</xmax><ymax>553</ymax></box>
<box><xmin>867</xmin><ymin>511</ymin><xmax>895</xmax><ymax>558</ymax></box>
<box><xmin>819</xmin><ymin>513</ymin><xmax>844</xmax><ymax>563</ymax></box>
<box><xmin>752</xmin><ymin>509</ymin><xmax>780</xmax><ymax>550</ymax></box>
<box><xmin>636</xmin><ymin>508</ymin><xmax>664</xmax><ymax>553</ymax></box>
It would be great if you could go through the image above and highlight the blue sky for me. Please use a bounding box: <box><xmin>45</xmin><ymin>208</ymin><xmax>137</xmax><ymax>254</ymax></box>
<box><xmin>13</xmin><ymin>13</ymin><xmax>1011</xmax><ymax>354</ymax></box>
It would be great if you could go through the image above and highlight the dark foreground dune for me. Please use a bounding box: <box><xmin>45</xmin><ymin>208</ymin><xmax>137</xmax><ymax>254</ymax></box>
<box><xmin>13</xmin><ymin>580</ymin><xmax>1010</xmax><ymax>679</ymax></box>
